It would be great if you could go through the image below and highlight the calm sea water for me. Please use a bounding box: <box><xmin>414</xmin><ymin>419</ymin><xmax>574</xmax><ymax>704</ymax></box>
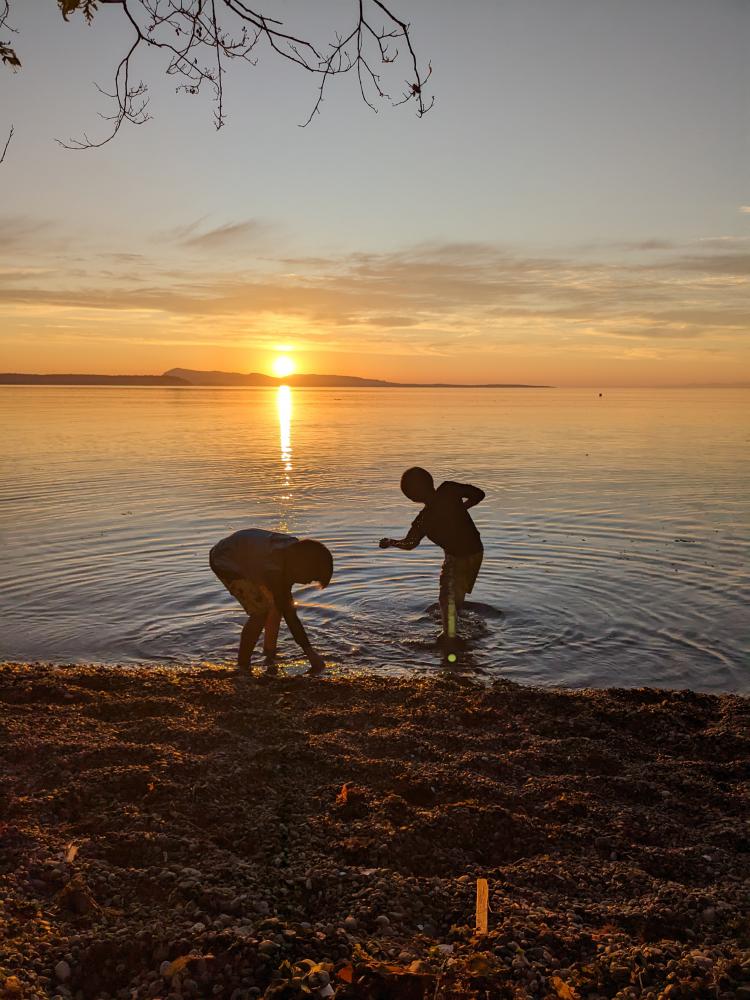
<box><xmin>1</xmin><ymin>386</ymin><xmax>747</xmax><ymax>691</ymax></box>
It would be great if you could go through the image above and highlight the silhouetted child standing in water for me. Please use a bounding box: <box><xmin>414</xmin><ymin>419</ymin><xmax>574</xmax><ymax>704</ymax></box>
<box><xmin>379</xmin><ymin>467</ymin><xmax>485</xmax><ymax>652</ymax></box>
<box><xmin>210</xmin><ymin>528</ymin><xmax>333</xmax><ymax>675</ymax></box>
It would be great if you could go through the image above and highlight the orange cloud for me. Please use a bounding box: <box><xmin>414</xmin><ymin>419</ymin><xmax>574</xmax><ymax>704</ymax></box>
<box><xmin>1</xmin><ymin>232</ymin><xmax>748</xmax><ymax>385</ymax></box>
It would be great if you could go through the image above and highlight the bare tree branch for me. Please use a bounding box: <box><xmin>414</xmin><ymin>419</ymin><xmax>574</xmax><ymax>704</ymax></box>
<box><xmin>2</xmin><ymin>0</ymin><xmax>433</xmax><ymax>152</ymax></box>
<box><xmin>0</xmin><ymin>123</ymin><xmax>13</xmax><ymax>163</ymax></box>
<box><xmin>0</xmin><ymin>2</ymin><xmax>17</xmax><ymax>163</ymax></box>
<box><xmin>1</xmin><ymin>0</ymin><xmax>21</xmax><ymax>69</ymax></box>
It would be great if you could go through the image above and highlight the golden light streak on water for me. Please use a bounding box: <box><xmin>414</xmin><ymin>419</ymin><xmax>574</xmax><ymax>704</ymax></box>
<box><xmin>277</xmin><ymin>385</ymin><xmax>293</xmax><ymax>532</ymax></box>
<box><xmin>277</xmin><ymin>385</ymin><xmax>292</xmax><ymax>472</ymax></box>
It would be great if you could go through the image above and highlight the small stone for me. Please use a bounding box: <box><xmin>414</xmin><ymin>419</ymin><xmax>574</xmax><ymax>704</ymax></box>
<box><xmin>408</xmin><ymin>960</ymin><xmax>430</xmax><ymax>974</ymax></box>
<box><xmin>258</xmin><ymin>940</ymin><xmax>277</xmax><ymax>954</ymax></box>
<box><xmin>343</xmin><ymin>915</ymin><xmax>357</xmax><ymax>931</ymax></box>
<box><xmin>160</xmin><ymin>961</ymin><xmax>172</xmax><ymax>978</ymax></box>
<box><xmin>190</xmin><ymin>922</ymin><xmax>206</xmax><ymax>934</ymax></box>
<box><xmin>691</xmin><ymin>953</ymin><xmax>713</xmax><ymax>970</ymax></box>
<box><xmin>55</xmin><ymin>962</ymin><xmax>72</xmax><ymax>983</ymax></box>
<box><xmin>610</xmin><ymin>964</ymin><xmax>630</xmax><ymax>982</ymax></box>
<box><xmin>375</xmin><ymin>915</ymin><xmax>390</xmax><ymax>927</ymax></box>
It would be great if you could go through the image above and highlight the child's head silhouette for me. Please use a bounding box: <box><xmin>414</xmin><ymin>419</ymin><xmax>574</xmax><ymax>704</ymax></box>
<box><xmin>289</xmin><ymin>539</ymin><xmax>334</xmax><ymax>588</ymax></box>
<box><xmin>400</xmin><ymin>466</ymin><xmax>434</xmax><ymax>503</ymax></box>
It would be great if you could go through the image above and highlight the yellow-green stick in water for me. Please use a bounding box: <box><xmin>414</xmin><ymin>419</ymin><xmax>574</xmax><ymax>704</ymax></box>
<box><xmin>446</xmin><ymin>561</ymin><xmax>458</xmax><ymax>662</ymax></box>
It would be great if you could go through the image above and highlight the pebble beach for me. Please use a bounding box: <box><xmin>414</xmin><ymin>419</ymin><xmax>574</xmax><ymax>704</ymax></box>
<box><xmin>0</xmin><ymin>663</ymin><xmax>748</xmax><ymax>999</ymax></box>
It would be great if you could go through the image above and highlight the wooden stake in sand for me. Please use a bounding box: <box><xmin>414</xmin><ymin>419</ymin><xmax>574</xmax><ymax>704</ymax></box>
<box><xmin>475</xmin><ymin>878</ymin><xmax>489</xmax><ymax>935</ymax></box>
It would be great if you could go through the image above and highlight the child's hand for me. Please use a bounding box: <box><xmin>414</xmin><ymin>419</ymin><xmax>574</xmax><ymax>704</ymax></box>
<box><xmin>378</xmin><ymin>538</ymin><xmax>392</xmax><ymax>549</ymax></box>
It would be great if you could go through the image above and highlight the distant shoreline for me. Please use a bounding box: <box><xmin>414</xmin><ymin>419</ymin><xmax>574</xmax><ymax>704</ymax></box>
<box><xmin>0</xmin><ymin>372</ymin><xmax>551</xmax><ymax>389</ymax></box>
<box><xmin>2</xmin><ymin>374</ymin><xmax>747</xmax><ymax>389</ymax></box>
<box><xmin>0</xmin><ymin>374</ymin><xmax>189</xmax><ymax>387</ymax></box>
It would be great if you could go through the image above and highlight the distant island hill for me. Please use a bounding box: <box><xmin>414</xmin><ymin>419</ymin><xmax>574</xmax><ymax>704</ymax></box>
<box><xmin>0</xmin><ymin>368</ymin><xmax>549</xmax><ymax>388</ymax></box>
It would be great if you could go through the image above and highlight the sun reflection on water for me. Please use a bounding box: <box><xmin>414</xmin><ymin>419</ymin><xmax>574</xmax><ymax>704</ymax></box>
<box><xmin>276</xmin><ymin>385</ymin><xmax>293</xmax><ymax>531</ymax></box>
<box><xmin>277</xmin><ymin>385</ymin><xmax>292</xmax><ymax>471</ymax></box>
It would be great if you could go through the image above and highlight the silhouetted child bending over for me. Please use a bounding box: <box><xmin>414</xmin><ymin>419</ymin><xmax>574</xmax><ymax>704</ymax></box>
<box><xmin>210</xmin><ymin>528</ymin><xmax>333</xmax><ymax>675</ymax></box>
<box><xmin>379</xmin><ymin>467</ymin><xmax>485</xmax><ymax>651</ymax></box>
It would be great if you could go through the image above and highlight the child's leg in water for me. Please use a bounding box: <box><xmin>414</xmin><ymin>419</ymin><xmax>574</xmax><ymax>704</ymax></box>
<box><xmin>439</xmin><ymin>557</ymin><xmax>460</xmax><ymax>654</ymax></box>
<box><xmin>439</xmin><ymin>554</ymin><xmax>479</xmax><ymax>661</ymax></box>
<box><xmin>263</xmin><ymin>607</ymin><xmax>281</xmax><ymax>655</ymax></box>
<box><xmin>238</xmin><ymin>615</ymin><xmax>265</xmax><ymax>672</ymax></box>
<box><xmin>263</xmin><ymin>607</ymin><xmax>282</xmax><ymax>665</ymax></box>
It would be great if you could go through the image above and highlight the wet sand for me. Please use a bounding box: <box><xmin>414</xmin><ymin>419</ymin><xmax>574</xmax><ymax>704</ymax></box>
<box><xmin>0</xmin><ymin>662</ymin><xmax>748</xmax><ymax>999</ymax></box>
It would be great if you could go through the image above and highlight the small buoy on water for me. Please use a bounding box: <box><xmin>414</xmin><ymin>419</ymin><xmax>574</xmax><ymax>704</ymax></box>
<box><xmin>598</xmin><ymin>392</ymin><xmax>603</xmax><ymax>397</ymax></box>
<box><xmin>447</xmin><ymin>653</ymin><xmax>457</xmax><ymax>663</ymax></box>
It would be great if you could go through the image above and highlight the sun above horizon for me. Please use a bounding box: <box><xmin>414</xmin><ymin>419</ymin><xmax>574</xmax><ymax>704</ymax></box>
<box><xmin>272</xmin><ymin>354</ymin><xmax>295</xmax><ymax>379</ymax></box>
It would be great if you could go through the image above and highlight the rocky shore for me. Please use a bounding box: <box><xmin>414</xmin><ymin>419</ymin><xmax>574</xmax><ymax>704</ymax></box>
<box><xmin>0</xmin><ymin>663</ymin><xmax>748</xmax><ymax>1000</ymax></box>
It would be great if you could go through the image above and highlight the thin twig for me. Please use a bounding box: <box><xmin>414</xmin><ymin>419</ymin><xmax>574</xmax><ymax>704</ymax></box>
<box><xmin>0</xmin><ymin>124</ymin><xmax>13</xmax><ymax>163</ymax></box>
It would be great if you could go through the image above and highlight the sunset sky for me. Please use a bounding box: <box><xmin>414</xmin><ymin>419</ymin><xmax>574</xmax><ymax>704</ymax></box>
<box><xmin>1</xmin><ymin>0</ymin><xmax>748</xmax><ymax>385</ymax></box>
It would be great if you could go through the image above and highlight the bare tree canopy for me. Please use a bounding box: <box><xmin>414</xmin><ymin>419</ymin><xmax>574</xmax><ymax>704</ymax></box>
<box><xmin>1</xmin><ymin>0</ymin><xmax>432</xmax><ymax>152</ymax></box>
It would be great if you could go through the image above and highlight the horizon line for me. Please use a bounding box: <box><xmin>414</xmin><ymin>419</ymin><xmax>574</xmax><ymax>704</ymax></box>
<box><xmin>1</xmin><ymin>371</ymin><xmax>749</xmax><ymax>390</ymax></box>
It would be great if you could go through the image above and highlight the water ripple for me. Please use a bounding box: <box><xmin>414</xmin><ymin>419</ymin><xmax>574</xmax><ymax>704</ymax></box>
<box><xmin>0</xmin><ymin>386</ymin><xmax>748</xmax><ymax>692</ymax></box>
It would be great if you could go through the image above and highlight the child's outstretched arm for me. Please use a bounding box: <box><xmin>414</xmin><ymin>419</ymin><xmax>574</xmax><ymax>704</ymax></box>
<box><xmin>272</xmin><ymin>584</ymin><xmax>326</xmax><ymax>673</ymax></box>
<box><xmin>379</xmin><ymin>519</ymin><xmax>425</xmax><ymax>551</ymax></box>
